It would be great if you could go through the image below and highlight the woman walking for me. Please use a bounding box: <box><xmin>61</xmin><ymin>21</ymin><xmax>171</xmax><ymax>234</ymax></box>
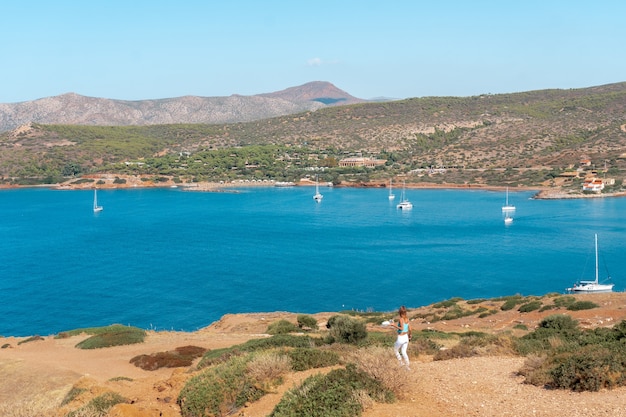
<box><xmin>390</xmin><ymin>305</ymin><xmax>411</xmax><ymax>369</ymax></box>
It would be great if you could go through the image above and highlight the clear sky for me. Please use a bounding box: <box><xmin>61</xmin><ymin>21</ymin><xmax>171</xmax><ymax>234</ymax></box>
<box><xmin>2</xmin><ymin>1</ymin><xmax>625</xmax><ymax>103</ymax></box>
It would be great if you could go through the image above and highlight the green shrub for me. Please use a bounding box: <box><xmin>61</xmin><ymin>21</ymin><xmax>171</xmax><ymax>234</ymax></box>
<box><xmin>567</xmin><ymin>301</ymin><xmax>599</xmax><ymax>311</ymax></box>
<box><xmin>74</xmin><ymin>325</ymin><xmax>146</xmax><ymax>349</ymax></box>
<box><xmin>325</xmin><ymin>315</ymin><xmax>368</xmax><ymax>344</ymax></box>
<box><xmin>478</xmin><ymin>309</ymin><xmax>497</xmax><ymax>318</ymax></box>
<box><xmin>269</xmin><ymin>364</ymin><xmax>393</xmax><ymax>417</ymax></box>
<box><xmin>466</xmin><ymin>298</ymin><xmax>487</xmax><ymax>305</ymax></box>
<box><xmin>17</xmin><ymin>336</ymin><xmax>44</xmax><ymax>345</ymax></box>
<box><xmin>288</xmin><ymin>348</ymin><xmax>341</xmax><ymax>371</ymax></box>
<box><xmin>58</xmin><ymin>324</ymin><xmax>141</xmax><ymax>338</ymax></box>
<box><xmin>432</xmin><ymin>297</ymin><xmax>463</xmax><ymax>308</ymax></box>
<box><xmin>549</xmin><ymin>346</ymin><xmax>624</xmax><ymax>391</ymax></box>
<box><xmin>178</xmin><ymin>355</ymin><xmax>265</xmax><ymax>417</ymax></box>
<box><xmin>538</xmin><ymin>314</ymin><xmax>579</xmax><ymax>332</ymax></box>
<box><xmin>500</xmin><ymin>299</ymin><xmax>520</xmax><ymax>311</ymax></box>
<box><xmin>553</xmin><ymin>296</ymin><xmax>576</xmax><ymax>308</ymax></box>
<box><xmin>296</xmin><ymin>314</ymin><xmax>318</xmax><ymax>331</ymax></box>
<box><xmin>267</xmin><ymin>319</ymin><xmax>300</xmax><ymax>335</ymax></box>
<box><xmin>518</xmin><ymin>300</ymin><xmax>542</xmax><ymax>313</ymax></box>
<box><xmin>66</xmin><ymin>392</ymin><xmax>127</xmax><ymax>417</ymax></box>
<box><xmin>434</xmin><ymin>334</ymin><xmax>514</xmax><ymax>360</ymax></box>
<box><xmin>61</xmin><ymin>387</ymin><xmax>88</xmax><ymax>406</ymax></box>
<box><xmin>197</xmin><ymin>335</ymin><xmax>319</xmax><ymax>369</ymax></box>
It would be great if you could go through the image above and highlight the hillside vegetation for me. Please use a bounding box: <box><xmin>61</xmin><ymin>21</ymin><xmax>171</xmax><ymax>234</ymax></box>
<box><xmin>1</xmin><ymin>82</ymin><xmax>626</xmax><ymax>188</ymax></box>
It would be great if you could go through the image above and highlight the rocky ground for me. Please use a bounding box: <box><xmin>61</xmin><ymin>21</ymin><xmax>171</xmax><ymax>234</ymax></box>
<box><xmin>1</xmin><ymin>293</ymin><xmax>626</xmax><ymax>416</ymax></box>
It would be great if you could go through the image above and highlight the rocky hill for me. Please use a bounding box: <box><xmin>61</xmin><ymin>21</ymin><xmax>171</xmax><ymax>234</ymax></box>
<box><xmin>1</xmin><ymin>81</ymin><xmax>626</xmax><ymax>187</ymax></box>
<box><xmin>0</xmin><ymin>81</ymin><xmax>365</xmax><ymax>132</ymax></box>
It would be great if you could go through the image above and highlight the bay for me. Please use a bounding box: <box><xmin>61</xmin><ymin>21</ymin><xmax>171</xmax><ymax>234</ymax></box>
<box><xmin>0</xmin><ymin>186</ymin><xmax>624</xmax><ymax>337</ymax></box>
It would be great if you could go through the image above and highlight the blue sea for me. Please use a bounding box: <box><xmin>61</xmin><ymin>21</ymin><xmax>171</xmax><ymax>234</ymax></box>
<box><xmin>1</xmin><ymin>186</ymin><xmax>625</xmax><ymax>337</ymax></box>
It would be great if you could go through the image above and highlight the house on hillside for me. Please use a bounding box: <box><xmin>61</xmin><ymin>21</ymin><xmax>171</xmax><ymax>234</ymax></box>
<box><xmin>582</xmin><ymin>178</ymin><xmax>604</xmax><ymax>192</ymax></box>
<box><xmin>338</xmin><ymin>157</ymin><xmax>386</xmax><ymax>168</ymax></box>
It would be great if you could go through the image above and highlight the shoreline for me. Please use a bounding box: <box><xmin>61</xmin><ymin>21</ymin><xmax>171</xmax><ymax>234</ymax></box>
<box><xmin>1</xmin><ymin>175</ymin><xmax>625</xmax><ymax>199</ymax></box>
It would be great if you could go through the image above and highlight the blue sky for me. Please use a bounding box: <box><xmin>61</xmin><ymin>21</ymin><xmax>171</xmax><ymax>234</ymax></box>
<box><xmin>2</xmin><ymin>1</ymin><xmax>625</xmax><ymax>103</ymax></box>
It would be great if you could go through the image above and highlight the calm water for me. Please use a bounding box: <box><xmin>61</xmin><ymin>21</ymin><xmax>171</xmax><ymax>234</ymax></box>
<box><xmin>1</xmin><ymin>186</ymin><xmax>624</xmax><ymax>336</ymax></box>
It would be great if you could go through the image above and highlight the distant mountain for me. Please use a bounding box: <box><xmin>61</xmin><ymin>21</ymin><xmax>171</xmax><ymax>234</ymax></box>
<box><xmin>0</xmin><ymin>81</ymin><xmax>364</xmax><ymax>133</ymax></box>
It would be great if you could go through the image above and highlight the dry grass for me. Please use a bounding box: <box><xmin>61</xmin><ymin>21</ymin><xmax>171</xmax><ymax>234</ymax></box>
<box><xmin>346</xmin><ymin>346</ymin><xmax>409</xmax><ymax>399</ymax></box>
<box><xmin>0</xmin><ymin>391</ymin><xmax>66</xmax><ymax>417</ymax></box>
<box><xmin>246</xmin><ymin>351</ymin><xmax>292</xmax><ymax>388</ymax></box>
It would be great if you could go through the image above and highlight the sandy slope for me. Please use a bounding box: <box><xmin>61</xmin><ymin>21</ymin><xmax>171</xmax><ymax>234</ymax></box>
<box><xmin>1</xmin><ymin>295</ymin><xmax>626</xmax><ymax>416</ymax></box>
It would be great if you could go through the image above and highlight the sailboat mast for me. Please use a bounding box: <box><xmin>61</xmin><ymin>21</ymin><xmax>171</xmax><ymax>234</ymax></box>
<box><xmin>595</xmin><ymin>233</ymin><xmax>599</xmax><ymax>284</ymax></box>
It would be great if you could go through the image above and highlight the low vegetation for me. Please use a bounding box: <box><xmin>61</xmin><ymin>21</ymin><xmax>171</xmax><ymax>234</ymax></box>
<box><xmin>516</xmin><ymin>315</ymin><xmax>626</xmax><ymax>391</ymax></box>
<box><xmin>8</xmin><ymin>295</ymin><xmax>625</xmax><ymax>417</ymax></box>
<box><xmin>65</xmin><ymin>392</ymin><xmax>127</xmax><ymax>417</ymax></box>
<box><xmin>2</xmin><ymin>83</ymin><xmax>626</xmax><ymax>189</ymax></box>
<box><xmin>130</xmin><ymin>345</ymin><xmax>206</xmax><ymax>370</ymax></box>
<box><xmin>56</xmin><ymin>324</ymin><xmax>146</xmax><ymax>349</ymax></box>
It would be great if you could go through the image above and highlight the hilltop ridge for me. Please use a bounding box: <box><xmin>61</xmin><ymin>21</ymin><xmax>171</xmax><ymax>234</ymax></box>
<box><xmin>0</xmin><ymin>81</ymin><xmax>363</xmax><ymax>133</ymax></box>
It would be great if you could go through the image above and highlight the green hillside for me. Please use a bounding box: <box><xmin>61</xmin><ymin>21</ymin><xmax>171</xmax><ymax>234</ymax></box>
<box><xmin>1</xmin><ymin>83</ymin><xmax>625</xmax><ymax>188</ymax></box>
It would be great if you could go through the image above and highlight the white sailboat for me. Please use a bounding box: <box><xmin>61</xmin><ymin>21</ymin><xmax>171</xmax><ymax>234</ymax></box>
<box><xmin>396</xmin><ymin>182</ymin><xmax>412</xmax><ymax>210</ymax></box>
<box><xmin>313</xmin><ymin>175</ymin><xmax>323</xmax><ymax>202</ymax></box>
<box><xmin>566</xmin><ymin>234</ymin><xmax>614</xmax><ymax>293</ymax></box>
<box><xmin>388</xmin><ymin>178</ymin><xmax>395</xmax><ymax>200</ymax></box>
<box><xmin>93</xmin><ymin>189</ymin><xmax>103</xmax><ymax>212</ymax></box>
<box><xmin>502</xmin><ymin>187</ymin><xmax>515</xmax><ymax>212</ymax></box>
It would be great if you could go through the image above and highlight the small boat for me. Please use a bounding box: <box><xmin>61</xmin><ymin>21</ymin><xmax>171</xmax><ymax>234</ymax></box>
<box><xmin>313</xmin><ymin>175</ymin><xmax>323</xmax><ymax>202</ymax></box>
<box><xmin>566</xmin><ymin>234</ymin><xmax>614</xmax><ymax>293</ymax></box>
<box><xmin>388</xmin><ymin>178</ymin><xmax>395</xmax><ymax>200</ymax></box>
<box><xmin>504</xmin><ymin>215</ymin><xmax>513</xmax><ymax>225</ymax></box>
<box><xmin>93</xmin><ymin>189</ymin><xmax>103</xmax><ymax>212</ymax></box>
<box><xmin>502</xmin><ymin>187</ymin><xmax>515</xmax><ymax>212</ymax></box>
<box><xmin>396</xmin><ymin>182</ymin><xmax>412</xmax><ymax>210</ymax></box>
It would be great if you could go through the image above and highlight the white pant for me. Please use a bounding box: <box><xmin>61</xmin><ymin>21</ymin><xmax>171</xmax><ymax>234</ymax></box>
<box><xmin>394</xmin><ymin>333</ymin><xmax>410</xmax><ymax>366</ymax></box>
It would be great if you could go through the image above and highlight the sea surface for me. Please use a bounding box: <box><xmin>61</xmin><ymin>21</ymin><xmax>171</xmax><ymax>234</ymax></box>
<box><xmin>1</xmin><ymin>186</ymin><xmax>625</xmax><ymax>337</ymax></box>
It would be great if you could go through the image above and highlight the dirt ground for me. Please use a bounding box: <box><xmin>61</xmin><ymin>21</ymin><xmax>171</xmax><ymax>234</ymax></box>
<box><xmin>2</xmin><ymin>294</ymin><xmax>626</xmax><ymax>417</ymax></box>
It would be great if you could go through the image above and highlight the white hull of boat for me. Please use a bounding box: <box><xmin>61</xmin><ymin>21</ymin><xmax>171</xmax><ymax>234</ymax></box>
<box><xmin>566</xmin><ymin>234</ymin><xmax>613</xmax><ymax>293</ymax></box>
<box><xmin>397</xmin><ymin>201</ymin><xmax>413</xmax><ymax>210</ymax></box>
<box><xmin>567</xmin><ymin>282</ymin><xmax>614</xmax><ymax>293</ymax></box>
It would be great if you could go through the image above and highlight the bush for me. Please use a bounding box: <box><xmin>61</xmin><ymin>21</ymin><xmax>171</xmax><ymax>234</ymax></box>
<box><xmin>432</xmin><ymin>297</ymin><xmax>463</xmax><ymax>308</ymax></box>
<box><xmin>288</xmin><ymin>348</ymin><xmax>341</xmax><ymax>371</ymax></box>
<box><xmin>434</xmin><ymin>334</ymin><xmax>515</xmax><ymax>360</ymax></box>
<box><xmin>267</xmin><ymin>319</ymin><xmax>300</xmax><ymax>335</ymax></box>
<box><xmin>130</xmin><ymin>345</ymin><xmax>206</xmax><ymax>370</ymax></box>
<box><xmin>178</xmin><ymin>355</ymin><xmax>265</xmax><ymax>417</ymax></box>
<box><xmin>269</xmin><ymin>364</ymin><xmax>394</xmax><ymax>417</ymax></box>
<box><xmin>538</xmin><ymin>314</ymin><xmax>579</xmax><ymax>332</ymax></box>
<box><xmin>17</xmin><ymin>336</ymin><xmax>44</xmax><ymax>345</ymax></box>
<box><xmin>74</xmin><ymin>325</ymin><xmax>146</xmax><ymax>349</ymax></box>
<box><xmin>325</xmin><ymin>315</ymin><xmax>368</xmax><ymax>345</ymax></box>
<box><xmin>500</xmin><ymin>299</ymin><xmax>520</xmax><ymax>311</ymax></box>
<box><xmin>297</xmin><ymin>314</ymin><xmax>318</xmax><ymax>331</ymax></box>
<box><xmin>66</xmin><ymin>392</ymin><xmax>127</xmax><ymax>417</ymax></box>
<box><xmin>549</xmin><ymin>346</ymin><xmax>624</xmax><ymax>391</ymax></box>
<box><xmin>197</xmin><ymin>335</ymin><xmax>318</xmax><ymax>369</ymax></box>
<box><xmin>518</xmin><ymin>300</ymin><xmax>542</xmax><ymax>313</ymax></box>
<box><xmin>246</xmin><ymin>351</ymin><xmax>292</xmax><ymax>389</ymax></box>
<box><xmin>567</xmin><ymin>301</ymin><xmax>599</xmax><ymax>311</ymax></box>
<box><xmin>347</xmin><ymin>346</ymin><xmax>408</xmax><ymax>398</ymax></box>
<box><xmin>553</xmin><ymin>296</ymin><xmax>576</xmax><ymax>308</ymax></box>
